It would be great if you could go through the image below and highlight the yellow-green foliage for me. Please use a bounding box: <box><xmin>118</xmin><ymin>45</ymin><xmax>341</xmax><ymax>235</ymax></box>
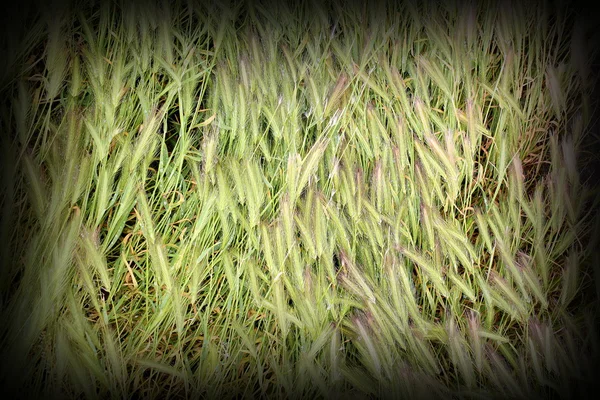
<box><xmin>0</xmin><ymin>0</ymin><xmax>598</xmax><ymax>399</ymax></box>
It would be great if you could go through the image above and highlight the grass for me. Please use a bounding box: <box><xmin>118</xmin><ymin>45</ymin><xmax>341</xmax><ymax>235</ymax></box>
<box><xmin>0</xmin><ymin>0</ymin><xmax>599</xmax><ymax>398</ymax></box>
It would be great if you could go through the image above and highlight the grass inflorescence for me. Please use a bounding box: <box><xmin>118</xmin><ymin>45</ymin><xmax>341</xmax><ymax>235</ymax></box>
<box><xmin>1</xmin><ymin>0</ymin><xmax>599</xmax><ymax>399</ymax></box>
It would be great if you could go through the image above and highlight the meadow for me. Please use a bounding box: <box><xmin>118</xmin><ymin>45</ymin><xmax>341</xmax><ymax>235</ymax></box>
<box><xmin>0</xmin><ymin>0</ymin><xmax>599</xmax><ymax>398</ymax></box>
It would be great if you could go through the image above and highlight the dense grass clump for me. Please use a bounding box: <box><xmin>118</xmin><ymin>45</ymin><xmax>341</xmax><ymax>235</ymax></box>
<box><xmin>1</xmin><ymin>0</ymin><xmax>599</xmax><ymax>398</ymax></box>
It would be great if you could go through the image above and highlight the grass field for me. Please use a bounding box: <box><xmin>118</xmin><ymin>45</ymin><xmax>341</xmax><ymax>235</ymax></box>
<box><xmin>1</xmin><ymin>0</ymin><xmax>599</xmax><ymax>398</ymax></box>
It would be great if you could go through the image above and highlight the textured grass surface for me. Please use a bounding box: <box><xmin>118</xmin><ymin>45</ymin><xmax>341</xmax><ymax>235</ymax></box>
<box><xmin>1</xmin><ymin>0</ymin><xmax>599</xmax><ymax>398</ymax></box>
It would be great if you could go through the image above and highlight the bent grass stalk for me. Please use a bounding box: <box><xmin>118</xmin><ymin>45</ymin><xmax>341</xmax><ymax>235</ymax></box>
<box><xmin>1</xmin><ymin>1</ymin><xmax>598</xmax><ymax>399</ymax></box>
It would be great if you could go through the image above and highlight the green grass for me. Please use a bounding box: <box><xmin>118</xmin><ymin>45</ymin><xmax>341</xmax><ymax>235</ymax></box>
<box><xmin>1</xmin><ymin>0</ymin><xmax>599</xmax><ymax>398</ymax></box>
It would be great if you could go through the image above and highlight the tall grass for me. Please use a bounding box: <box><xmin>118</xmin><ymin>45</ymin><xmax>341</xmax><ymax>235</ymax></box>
<box><xmin>1</xmin><ymin>0</ymin><xmax>599</xmax><ymax>398</ymax></box>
